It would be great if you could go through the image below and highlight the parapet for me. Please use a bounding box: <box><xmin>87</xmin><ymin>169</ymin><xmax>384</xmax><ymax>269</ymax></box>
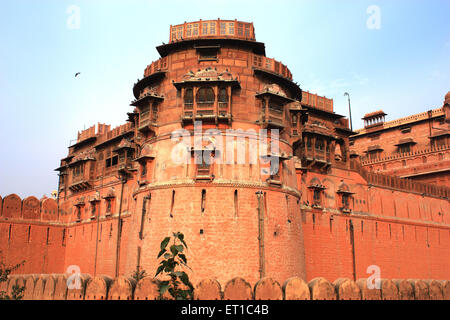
<box><xmin>5</xmin><ymin>274</ymin><xmax>449</xmax><ymax>300</ymax></box>
<box><xmin>0</xmin><ymin>194</ymin><xmax>59</xmax><ymax>222</ymax></box>
<box><xmin>301</xmin><ymin>91</ymin><xmax>334</xmax><ymax>113</ymax></box>
<box><xmin>169</xmin><ymin>19</ymin><xmax>256</xmax><ymax>43</ymax></box>
<box><xmin>69</xmin><ymin>122</ymin><xmax>133</xmax><ymax>151</ymax></box>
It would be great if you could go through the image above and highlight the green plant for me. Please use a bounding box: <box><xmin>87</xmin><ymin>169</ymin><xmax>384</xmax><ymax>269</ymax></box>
<box><xmin>156</xmin><ymin>232</ymin><xmax>194</xmax><ymax>300</ymax></box>
<box><xmin>8</xmin><ymin>284</ymin><xmax>25</xmax><ymax>300</ymax></box>
<box><xmin>0</xmin><ymin>255</ymin><xmax>25</xmax><ymax>300</ymax></box>
<box><xmin>131</xmin><ymin>266</ymin><xmax>147</xmax><ymax>283</ymax></box>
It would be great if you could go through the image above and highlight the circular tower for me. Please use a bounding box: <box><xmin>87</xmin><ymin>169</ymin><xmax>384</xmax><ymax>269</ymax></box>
<box><xmin>131</xmin><ymin>19</ymin><xmax>306</xmax><ymax>286</ymax></box>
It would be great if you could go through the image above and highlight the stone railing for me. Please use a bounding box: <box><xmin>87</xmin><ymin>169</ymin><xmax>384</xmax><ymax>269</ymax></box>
<box><xmin>350</xmin><ymin>159</ymin><xmax>450</xmax><ymax>199</ymax></box>
<box><xmin>301</xmin><ymin>91</ymin><xmax>334</xmax><ymax>113</ymax></box>
<box><xmin>76</xmin><ymin>125</ymin><xmax>96</xmax><ymax>143</ymax></box>
<box><xmin>2</xmin><ymin>274</ymin><xmax>449</xmax><ymax>300</ymax></box>
<box><xmin>72</xmin><ymin>123</ymin><xmax>111</xmax><ymax>147</ymax></box>
<box><xmin>354</xmin><ymin>107</ymin><xmax>444</xmax><ymax>134</ymax></box>
<box><xmin>251</xmin><ymin>54</ymin><xmax>293</xmax><ymax>80</ymax></box>
<box><xmin>170</xmin><ymin>19</ymin><xmax>256</xmax><ymax>43</ymax></box>
<box><xmin>143</xmin><ymin>57</ymin><xmax>169</xmax><ymax>78</ymax></box>
<box><xmin>360</xmin><ymin>144</ymin><xmax>450</xmax><ymax>165</ymax></box>
<box><xmin>383</xmin><ymin>108</ymin><xmax>443</xmax><ymax>129</ymax></box>
<box><xmin>95</xmin><ymin>123</ymin><xmax>134</xmax><ymax>146</ymax></box>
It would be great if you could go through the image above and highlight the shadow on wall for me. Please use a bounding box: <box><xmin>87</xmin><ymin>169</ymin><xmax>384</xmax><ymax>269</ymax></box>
<box><xmin>1</xmin><ymin>274</ymin><xmax>449</xmax><ymax>300</ymax></box>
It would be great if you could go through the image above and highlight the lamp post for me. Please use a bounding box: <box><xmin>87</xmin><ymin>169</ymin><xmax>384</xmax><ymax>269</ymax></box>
<box><xmin>344</xmin><ymin>92</ymin><xmax>353</xmax><ymax>131</ymax></box>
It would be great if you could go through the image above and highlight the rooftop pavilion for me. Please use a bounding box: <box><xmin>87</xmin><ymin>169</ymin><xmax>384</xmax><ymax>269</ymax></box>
<box><xmin>169</xmin><ymin>19</ymin><xmax>256</xmax><ymax>43</ymax></box>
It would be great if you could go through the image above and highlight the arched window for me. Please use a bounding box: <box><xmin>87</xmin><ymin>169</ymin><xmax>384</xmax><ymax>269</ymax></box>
<box><xmin>306</xmin><ymin>137</ymin><xmax>312</xmax><ymax>151</ymax></box>
<box><xmin>313</xmin><ymin>189</ymin><xmax>321</xmax><ymax>206</ymax></box>
<box><xmin>196</xmin><ymin>87</ymin><xmax>215</xmax><ymax>104</ymax></box>
<box><xmin>335</xmin><ymin>143</ymin><xmax>342</xmax><ymax>161</ymax></box>
<box><xmin>315</xmin><ymin>138</ymin><xmax>324</xmax><ymax>151</ymax></box>
<box><xmin>342</xmin><ymin>194</ymin><xmax>350</xmax><ymax>209</ymax></box>
<box><xmin>218</xmin><ymin>88</ymin><xmax>228</xmax><ymax>103</ymax></box>
<box><xmin>184</xmin><ymin>88</ymin><xmax>193</xmax><ymax>105</ymax></box>
<box><xmin>292</xmin><ymin>114</ymin><xmax>298</xmax><ymax>125</ymax></box>
<box><xmin>218</xmin><ymin>88</ymin><xmax>228</xmax><ymax>113</ymax></box>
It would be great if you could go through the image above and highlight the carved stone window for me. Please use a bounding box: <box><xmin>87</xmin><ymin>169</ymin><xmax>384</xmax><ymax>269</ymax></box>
<box><xmin>193</xmin><ymin>23</ymin><xmax>199</xmax><ymax>36</ymax></box>
<box><xmin>398</xmin><ymin>144</ymin><xmax>410</xmax><ymax>154</ymax></box>
<box><xmin>76</xmin><ymin>207</ymin><xmax>82</xmax><ymax>222</ymax></box>
<box><xmin>196</xmin><ymin>87</ymin><xmax>215</xmax><ymax>104</ymax></box>
<box><xmin>209</xmin><ymin>22</ymin><xmax>216</xmax><ymax>35</ymax></box>
<box><xmin>337</xmin><ymin>182</ymin><xmax>354</xmax><ymax>213</ymax></box>
<box><xmin>313</xmin><ymin>189</ymin><xmax>321</xmax><ymax>206</ymax></box>
<box><xmin>72</xmin><ymin>163</ymin><xmax>84</xmax><ymax>177</ymax></box>
<box><xmin>228</xmin><ymin>22</ymin><xmax>234</xmax><ymax>34</ymax></box>
<box><xmin>218</xmin><ymin>88</ymin><xmax>228</xmax><ymax>114</ymax></box>
<box><xmin>91</xmin><ymin>202</ymin><xmax>96</xmax><ymax>217</ymax></box>
<box><xmin>368</xmin><ymin>150</ymin><xmax>382</xmax><ymax>160</ymax></box>
<box><xmin>220</xmin><ymin>22</ymin><xmax>226</xmax><ymax>35</ymax></box>
<box><xmin>237</xmin><ymin>23</ymin><xmax>243</xmax><ymax>36</ymax></box>
<box><xmin>315</xmin><ymin>138</ymin><xmax>324</xmax><ymax>152</ymax></box>
<box><xmin>192</xmin><ymin>148</ymin><xmax>215</xmax><ymax>181</ymax></box>
<box><xmin>184</xmin><ymin>88</ymin><xmax>194</xmax><ymax>106</ymax></box>
<box><xmin>196</xmin><ymin>152</ymin><xmax>212</xmax><ymax>178</ymax></box>
<box><xmin>292</xmin><ymin>114</ymin><xmax>298</xmax><ymax>125</ymax></box>
<box><xmin>218</xmin><ymin>88</ymin><xmax>228</xmax><ymax>103</ymax></box>
<box><xmin>342</xmin><ymin>194</ymin><xmax>350</xmax><ymax>209</ymax></box>
<box><xmin>105</xmin><ymin>155</ymin><xmax>118</xmax><ymax>168</ymax></box>
<box><xmin>307</xmin><ymin>137</ymin><xmax>312</xmax><ymax>151</ymax></box>
<box><xmin>308</xmin><ymin>178</ymin><xmax>326</xmax><ymax>208</ymax></box>
<box><xmin>106</xmin><ymin>199</ymin><xmax>112</xmax><ymax>215</ymax></box>
<box><xmin>140</xmin><ymin>105</ymin><xmax>150</xmax><ymax>123</ymax></box>
<box><xmin>141</xmin><ymin>162</ymin><xmax>147</xmax><ymax>178</ymax></box>
<box><xmin>268</xmin><ymin>101</ymin><xmax>282</xmax><ymax>113</ymax></box>
<box><xmin>186</xmin><ymin>24</ymin><xmax>192</xmax><ymax>37</ymax></box>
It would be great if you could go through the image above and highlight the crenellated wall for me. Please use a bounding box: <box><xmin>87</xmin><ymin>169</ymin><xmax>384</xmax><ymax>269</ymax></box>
<box><xmin>299</xmin><ymin>165</ymin><xmax>450</xmax><ymax>282</ymax></box>
<box><xmin>0</xmin><ymin>195</ymin><xmax>66</xmax><ymax>275</ymax></box>
<box><xmin>1</xmin><ymin>274</ymin><xmax>449</xmax><ymax>300</ymax></box>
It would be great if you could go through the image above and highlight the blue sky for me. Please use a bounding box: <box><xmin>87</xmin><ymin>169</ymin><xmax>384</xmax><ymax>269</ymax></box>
<box><xmin>0</xmin><ymin>0</ymin><xmax>449</xmax><ymax>198</ymax></box>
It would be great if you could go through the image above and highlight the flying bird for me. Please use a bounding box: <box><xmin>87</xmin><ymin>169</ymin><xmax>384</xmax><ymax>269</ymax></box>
<box><xmin>75</xmin><ymin>72</ymin><xmax>81</xmax><ymax>77</ymax></box>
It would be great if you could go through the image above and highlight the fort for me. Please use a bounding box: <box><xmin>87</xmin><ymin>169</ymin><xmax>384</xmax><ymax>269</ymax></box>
<box><xmin>0</xmin><ymin>19</ymin><xmax>449</xmax><ymax>298</ymax></box>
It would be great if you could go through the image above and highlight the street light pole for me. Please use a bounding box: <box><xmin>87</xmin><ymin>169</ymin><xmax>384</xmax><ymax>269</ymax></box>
<box><xmin>344</xmin><ymin>92</ymin><xmax>353</xmax><ymax>131</ymax></box>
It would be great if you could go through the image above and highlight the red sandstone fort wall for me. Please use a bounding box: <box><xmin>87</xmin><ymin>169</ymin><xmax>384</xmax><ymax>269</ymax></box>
<box><xmin>2</xmin><ymin>274</ymin><xmax>449</xmax><ymax>300</ymax></box>
<box><xmin>2</xmin><ymin>162</ymin><xmax>449</xmax><ymax>284</ymax></box>
<box><xmin>0</xmin><ymin>196</ymin><xmax>65</xmax><ymax>274</ymax></box>
<box><xmin>2</xmin><ymin>19</ymin><xmax>449</xmax><ymax>290</ymax></box>
<box><xmin>299</xmin><ymin>166</ymin><xmax>450</xmax><ymax>282</ymax></box>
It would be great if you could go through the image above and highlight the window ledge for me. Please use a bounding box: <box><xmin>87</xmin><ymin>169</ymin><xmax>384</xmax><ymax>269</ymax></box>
<box><xmin>198</xmin><ymin>58</ymin><xmax>218</xmax><ymax>62</ymax></box>
<box><xmin>196</xmin><ymin>175</ymin><xmax>213</xmax><ymax>181</ymax></box>
<box><xmin>267</xmin><ymin>179</ymin><xmax>282</xmax><ymax>186</ymax></box>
